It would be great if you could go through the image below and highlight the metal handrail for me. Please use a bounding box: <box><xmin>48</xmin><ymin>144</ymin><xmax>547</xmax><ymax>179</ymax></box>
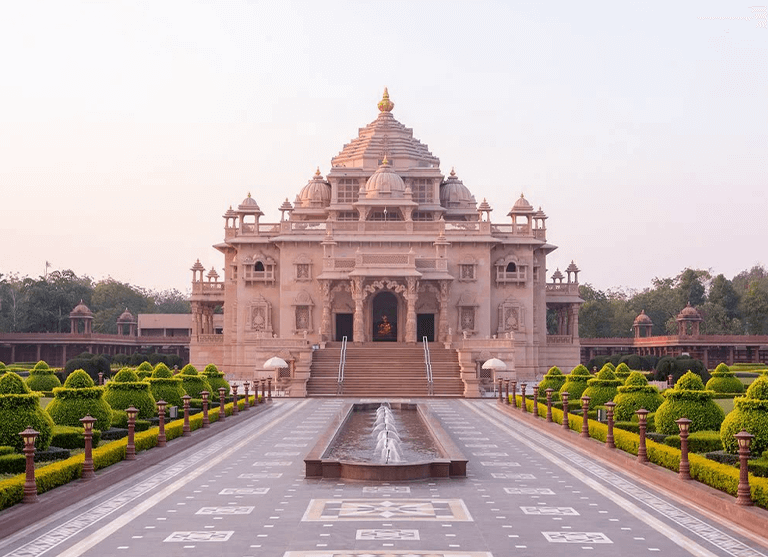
<box><xmin>423</xmin><ymin>336</ymin><xmax>434</xmax><ymax>396</ymax></box>
<box><xmin>337</xmin><ymin>336</ymin><xmax>347</xmax><ymax>395</ymax></box>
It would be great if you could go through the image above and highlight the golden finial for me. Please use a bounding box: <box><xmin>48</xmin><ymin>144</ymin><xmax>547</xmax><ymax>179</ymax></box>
<box><xmin>247</xmin><ymin>192</ymin><xmax>252</xmax><ymax>198</ymax></box>
<box><xmin>381</xmin><ymin>155</ymin><xmax>389</xmax><ymax>165</ymax></box>
<box><xmin>315</xmin><ymin>167</ymin><xmax>321</xmax><ymax>177</ymax></box>
<box><xmin>377</xmin><ymin>87</ymin><xmax>394</xmax><ymax>113</ymax></box>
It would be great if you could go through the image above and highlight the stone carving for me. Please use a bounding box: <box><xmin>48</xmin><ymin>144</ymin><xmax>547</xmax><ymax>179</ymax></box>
<box><xmin>248</xmin><ymin>295</ymin><xmax>272</xmax><ymax>334</ymax></box>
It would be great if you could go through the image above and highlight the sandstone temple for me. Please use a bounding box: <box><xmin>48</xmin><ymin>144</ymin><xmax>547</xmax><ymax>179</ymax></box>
<box><xmin>189</xmin><ymin>89</ymin><xmax>584</xmax><ymax>396</ymax></box>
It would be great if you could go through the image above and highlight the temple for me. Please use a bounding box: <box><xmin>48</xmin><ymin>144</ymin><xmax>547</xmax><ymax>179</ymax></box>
<box><xmin>189</xmin><ymin>89</ymin><xmax>584</xmax><ymax>396</ymax></box>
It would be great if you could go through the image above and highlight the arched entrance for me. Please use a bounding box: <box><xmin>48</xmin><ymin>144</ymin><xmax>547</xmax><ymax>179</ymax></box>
<box><xmin>372</xmin><ymin>291</ymin><xmax>398</xmax><ymax>341</ymax></box>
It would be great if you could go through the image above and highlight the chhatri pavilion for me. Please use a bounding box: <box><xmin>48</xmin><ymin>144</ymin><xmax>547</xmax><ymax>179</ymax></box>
<box><xmin>190</xmin><ymin>89</ymin><xmax>583</xmax><ymax>396</ymax></box>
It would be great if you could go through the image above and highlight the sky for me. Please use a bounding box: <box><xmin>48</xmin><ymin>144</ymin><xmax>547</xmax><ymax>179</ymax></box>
<box><xmin>1</xmin><ymin>1</ymin><xmax>766</xmax><ymax>296</ymax></box>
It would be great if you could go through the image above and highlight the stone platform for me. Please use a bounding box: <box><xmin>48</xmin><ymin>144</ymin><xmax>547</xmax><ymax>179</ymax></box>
<box><xmin>0</xmin><ymin>398</ymin><xmax>766</xmax><ymax>557</ymax></box>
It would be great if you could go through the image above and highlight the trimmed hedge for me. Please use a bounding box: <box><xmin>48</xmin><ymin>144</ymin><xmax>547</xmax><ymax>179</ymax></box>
<box><xmin>0</xmin><ymin>372</ymin><xmax>54</xmax><ymax>452</ymax></box>
<box><xmin>613</xmin><ymin>371</ymin><xmax>664</xmax><ymax>421</ymax></box>
<box><xmin>50</xmin><ymin>425</ymin><xmax>101</xmax><ymax>449</ymax></box>
<box><xmin>46</xmin><ymin>370</ymin><xmax>113</xmax><ymax>431</ymax></box>
<box><xmin>614</xmin><ymin>362</ymin><xmax>632</xmax><ymax>382</ymax></box>
<box><xmin>538</xmin><ymin>366</ymin><xmax>566</xmax><ymax>393</ymax></box>
<box><xmin>179</xmin><ymin>365</ymin><xmax>212</xmax><ymax>399</ymax></box>
<box><xmin>103</xmin><ymin>368</ymin><xmax>156</xmax><ymax>418</ymax></box>
<box><xmin>558</xmin><ymin>365</ymin><xmax>591</xmax><ymax>401</ymax></box>
<box><xmin>25</xmin><ymin>361</ymin><xmax>62</xmax><ymax>392</ymax></box>
<box><xmin>655</xmin><ymin>372</ymin><xmax>724</xmax><ymax>435</ymax></box>
<box><xmin>202</xmin><ymin>364</ymin><xmax>230</xmax><ymax>397</ymax></box>
<box><xmin>582</xmin><ymin>365</ymin><xmax>622</xmax><ymax>409</ymax></box>
<box><xmin>0</xmin><ymin>454</ymin><xmax>26</xmax><ymax>474</ymax></box>
<box><xmin>706</xmin><ymin>363</ymin><xmax>745</xmax><ymax>394</ymax></box>
<box><xmin>720</xmin><ymin>375</ymin><xmax>768</xmax><ymax>455</ymax></box>
<box><xmin>0</xmin><ymin>446</ymin><xmax>14</xmax><ymax>456</ymax></box>
<box><xmin>663</xmin><ymin>430</ymin><xmax>723</xmax><ymax>453</ymax></box>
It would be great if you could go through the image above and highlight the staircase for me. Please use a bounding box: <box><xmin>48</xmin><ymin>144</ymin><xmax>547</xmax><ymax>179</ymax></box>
<box><xmin>306</xmin><ymin>344</ymin><xmax>464</xmax><ymax>397</ymax></box>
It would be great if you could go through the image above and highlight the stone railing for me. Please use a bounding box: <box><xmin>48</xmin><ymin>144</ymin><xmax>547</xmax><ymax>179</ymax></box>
<box><xmin>547</xmin><ymin>335</ymin><xmax>574</xmax><ymax>344</ymax></box>
<box><xmin>545</xmin><ymin>283</ymin><xmax>579</xmax><ymax>294</ymax></box>
<box><xmin>197</xmin><ymin>334</ymin><xmax>223</xmax><ymax>344</ymax></box>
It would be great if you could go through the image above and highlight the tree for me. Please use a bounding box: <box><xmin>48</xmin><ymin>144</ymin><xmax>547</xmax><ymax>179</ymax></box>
<box><xmin>91</xmin><ymin>279</ymin><xmax>154</xmax><ymax>334</ymax></box>
<box><xmin>675</xmin><ymin>268</ymin><xmax>709</xmax><ymax>308</ymax></box>
<box><xmin>708</xmin><ymin>274</ymin><xmax>740</xmax><ymax>319</ymax></box>
<box><xmin>741</xmin><ymin>281</ymin><xmax>768</xmax><ymax>335</ymax></box>
<box><xmin>151</xmin><ymin>289</ymin><xmax>191</xmax><ymax>313</ymax></box>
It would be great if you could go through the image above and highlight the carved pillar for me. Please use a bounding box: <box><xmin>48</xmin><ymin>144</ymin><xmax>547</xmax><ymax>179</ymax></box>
<box><xmin>320</xmin><ymin>280</ymin><xmax>332</xmax><ymax>341</ymax></box>
<box><xmin>438</xmin><ymin>280</ymin><xmax>451</xmax><ymax>342</ymax></box>
<box><xmin>406</xmin><ymin>277</ymin><xmax>418</xmax><ymax>343</ymax></box>
<box><xmin>571</xmin><ymin>303</ymin><xmax>580</xmax><ymax>339</ymax></box>
<box><xmin>191</xmin><ymin>302</ymin><xmax>201</xmax><ymax>339</ymax></box>
<box><xmin>351</xmin><ymin>277</ymin><xmax>364</xmax><ymax>343</ymax></box>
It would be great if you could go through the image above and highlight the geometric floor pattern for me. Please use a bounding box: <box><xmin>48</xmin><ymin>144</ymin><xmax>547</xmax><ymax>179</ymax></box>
<box><xmin>0</xmin><ymin>398</ymin><xmax>766</xmax><ymax>557</ymax></box>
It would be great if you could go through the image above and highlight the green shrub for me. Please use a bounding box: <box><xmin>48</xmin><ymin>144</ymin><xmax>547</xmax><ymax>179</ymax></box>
<box><xmin>25</xmin><ymin>361</ymin><xmax>62</xmax><ymax>392</ymax></box>
<box><xmin>613</xmin><ymin>371</ymin><xmax>664</xmax><ymax>421</ymax></box>
<box><xmin>0</xmin><ymin>454</ymin><xmax>26</xmax><ymax>474</ymax></box>
<box><xmin>202</xmin><ymin>364</ymin><xmax>230</xmax><ymax>396</ymax></box>
<box><xmin>63</xmin><ymin>355</ymin><xmax>110</xmax><ymax>384</ymax></box>
<box><xmin>558</xmin><ymin>364</ymin><xmax>591</xmax><ymax>400</ymax></box>
<box><xmin>136</xmin><ymin>370</ymin><xmax>152</xmax><ymax>380</ymax></box>
<box><xmin>146</xmin><ymin>364</ymin><xmax>185</xmax><ymax>407</ymax></box>
<box><xmin>179</xmin><ymin>365</ymin><xmax>212</xmax><ymax>398</ymax></box>
<box><xmin>538</xmin><ymin>366</ymin><xmax>566</xmax><ymax>393</ymax></box>
<box><xmin>0</xmin><ymin>446</ymin><xmax>14</xmax><ymax>456</ymax></box>
<box><xmin>46</xmin><ymin>370</ymin><xmax>112</xmax><ymax>431</ymax></box>
<box><xmin>582</xmin><ymin>365</ymin><xmax>622</xmax><ymax>409</ymax></box>
<box><xmin>706</xmin><ymin>362</ymin><xmax>745</xmax><ymax>394</ymax></box>
<box><xmin>50</xmin><ymin>425</ymin><xmax>101</xmax><ymax>449</ymax></box>
<box><xmin>0</xmin><ymin>372</ymin><xmax>54</xmax><ymax>452</ymax></box>
<box><xmin>720</xmin><ymin>375</ymin><xmax>768</xmax><ymax>455</ymax></box>
<box><xmin>136</xmin><ymin>361</ymin><xmax>153</xmax><ymax>373</ymax></box>
<box><xmin>663</xmin><ymin>430</ymin><xmax>723</xmax><ymax>453</ymax></box>
<box><xmin>655</xmin><ymin>372</ymin><xmax>725</xmax><ymax>435</ymax></box>
<box><xmin>614</xmin><ymin>362</ymin><xmax>632</xmax><ymax>382</ymax></box>
<box><xmin>749</xmin><ymin>459</ymin><xmax>768</xmax><ymax>478</ymax></box>
<box><xmin>108</xmin><ymin>410</ymin><xmax>150</xmax><ymax>431</ymax></box>
<box><xmin>103</xmin><ymin>368</ymin><xmax>156</xmax><ymax>418</ymax></box>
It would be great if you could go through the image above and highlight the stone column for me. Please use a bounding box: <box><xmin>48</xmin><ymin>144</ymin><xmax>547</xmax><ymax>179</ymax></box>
<box><xmin>406</xmin><ymin>277</ymin><xmax>418</xmax><ymax>343</ymax></box>
<box><xmin>438</xmin><ymin>280</ymin><xmax>450</xmax><ymax>342</ymax></box>
<box><xmin>351</xmin><ymin>277</ymin><xmax>364</xmax><ymax>343</ymax></box>
<box><xmin>320</xmin><ymin>281</ymin><xmax>332</xmax><ymax>341</ymax></box>
<box><xmin>571</xmin><ymin>303</ymin><xmax>579</xmax><ymax>339</ymax></box>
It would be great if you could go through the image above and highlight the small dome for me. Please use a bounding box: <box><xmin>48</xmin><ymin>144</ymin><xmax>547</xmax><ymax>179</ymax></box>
<box><xmin>511</xmin><ymin>193</ymin><xmax>534</xmax><ymax>212</ymax></box>
<box><xmin>70</xmin><ymin>300</ymin><xmax>93</xmax><ymax>317</ymax></box>
<box><xmin>207</xmin><ymin>268</ymin><xmax>220</xmax><ymax>281</ymax></box>
<box><xmin>551</xmin><ymin>268</ymin><xmax>564</xmax><ymax>281</ymax></box>
<box><xmin>677</xmin><ymin>303</ymin><xmax>702</xmax><ymax>320</ymax></box>
<box><xmin>634</xmin><ymin>310</ymin><xmax>653</xmax><ymax>325</ymax></box>
<box><xmin>477</xmin><ymin>198</ymin><xmax>492</xmax><ymax>212</ymax></box>
<box><xmin>440</xmin><ymin>168</ymin><xmax>476</xmax><ymax>209</ymax></box>
<box><xmin>365</xmin><ymin>158</ymin><xmax>405</xmax><ymax>198</ymax></box>
<box><xmin>298</xmin><ymin>168</ymin><xmax>332</xmax><ymax>208</ymax></box>
<box><xmin>565</xmin><ymin>260</ymin><xmax>580</xmax><ymax>274</ymax></box>
<box><xmin>117</xmin><ymin>308</ymin><xmax>135</xmax><ymax>323</ymax></box>
<box><xmin>223</xmin><ymin>205</ymin><xmax>237</xmax><ymax>219</ymax></box>
<box><xmin>279</xmin><ymin>198</ymin><xmax>293</xmax><ymax>212</ymax></box>
<box><xmin>238</xmin><ymin>192</ymin><xmax>262</xmax><ymax>213</ymax></box>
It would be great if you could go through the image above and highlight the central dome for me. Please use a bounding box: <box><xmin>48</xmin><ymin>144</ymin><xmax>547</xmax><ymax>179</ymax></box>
<box><xmin>365</xmin><ymin>158</ymin><xmax>406</xmax><ymax>198</ymax></box>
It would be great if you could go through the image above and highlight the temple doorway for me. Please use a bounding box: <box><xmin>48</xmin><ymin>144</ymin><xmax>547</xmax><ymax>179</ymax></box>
<box><xmin>417</xmin><ymin>314</ymin><xmax>435</xmax><ymax>342</ymax></box>
<box><xmin>335</xmin><ymin>313</ymin><xmax>353</xmax><ymax>341</ymax></box>
<box><xmin>372</xmin><ymin>291</ymin><xmax>398</xmax><ymax>342</ymax></box>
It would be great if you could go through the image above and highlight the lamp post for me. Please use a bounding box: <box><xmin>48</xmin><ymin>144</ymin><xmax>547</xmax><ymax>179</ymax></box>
<box><xmin>498</xmin><ymin>378</ymin><xmax>503</xmax><ymax>402</ymax></box>
<box><xmin>532</xmin><ymin>385</ymin><xmax>539</xmax><ymax>418</ymax></box>
<box><xmin>561</xmin><ymin>392</ymin><xmax>570</xmax><ymax>430</ymax></box>
<box><xmin>734</xmin><ymin>430</ymin><xmax>754</xmax><ymax>506</ymax></box>
<box><xmin>243</xmin><ymin>382</ymin><xmax>250</xmax><ymax>410</ymax></box>
<box><xmin>98</xmin><ymin>372</ymin><xmax>104</xmax><ymax>386</ymax></box>
<box><xmin>80</xmin><ymin>415</ymin><xmax>97</xmax><ymax>480</ymax></box>
<box><xmin>19</xmin><ymin>426</ymin><xmax>39</xmax><ymax>503</ymax></box>
<box><xmin>676</xmin><ymin>417</ymin><xmax>692</xmax><ymax>480</ymax></box>
<box><xmin>504</xmin><ymin>380</ymin><xmax>510</xmax><ymax>404</ymax></box>
<box><xmin>520</xmin><ymin>383</ymin><xmax>527</xmax><ymax>413</ymax></box>
<box><xmin>219</xmin><ymin>387</ymin><xmax>226</xmax><ymax>421</ymax></box>
<box><xmin>126</xmin><ymin>406</ymin><xmax>138</xmax><ymax>461</ymax></box>
<box><xmin>511</xmin><ymin>381</ymin><xmax>517</xmax><ymax>408</ymax></box>
<box><xmin>636</xmin><ymin>408</ymin><xmax>649</xmax><ymax>463</ymax></box>
<box><xmin>580</xmin><ymin>396</ymin><xmax>590</xmax><ymax>438</ymax></box>
<box><xmin>157</xmin><ymin>400</ymin><xmax>167</xmax><ymax>446</ymax></box>
<box><xmin>604</xmin><ymin>401</ymin><xmax>616</xmax><ymax>449</ymax></box>
<box><xmin>232</xmin><ymin>384</ymin><xmax>239</xmax><ymax>415</ymax></box>
<box><xmin>267</xmin><ymin>378</ymin><xmax>272</xmax><ymax>400</ymax></box>
<box><xmin>201</xmin><ymin>391</ymin><xmax>210</xmax><ymax>428</ymax></box>
<box><xmin>182</xmin><ymin>395</ymin><xmax>191</xmax><ymax>437</ymax></box>
<box><xmin>545</xmin><ymin>388</ymin><xmax>553</xmax><ymax>423</ymax></box>
<box><xmin>261</xmin><ymin>379</ymin><xmax>266</xmax><ymax>404</ymax></box>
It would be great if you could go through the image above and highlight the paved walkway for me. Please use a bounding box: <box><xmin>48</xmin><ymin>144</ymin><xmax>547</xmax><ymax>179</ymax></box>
<box><xmin>1</xmin><ymin>398</ymin><xmax>766</xmax><ymax>557</ymax></box>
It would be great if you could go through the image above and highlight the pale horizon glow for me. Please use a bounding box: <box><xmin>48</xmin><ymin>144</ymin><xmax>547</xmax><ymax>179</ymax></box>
<box><xmin>1</xmin><ymin>1</ymin><xmax>766</xmax><ymax>296</ymax></box>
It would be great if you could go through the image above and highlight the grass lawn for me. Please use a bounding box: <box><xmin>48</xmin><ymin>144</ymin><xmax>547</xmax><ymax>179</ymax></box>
<box><xmin>40</xmin><ymin>397</ymin><xmax>52</xmax><ymax>409</ymax></box>
<box><xmin>714</xmin><ymin>398</ymin><xmax>735</xmax><ymax>415</ymax></box>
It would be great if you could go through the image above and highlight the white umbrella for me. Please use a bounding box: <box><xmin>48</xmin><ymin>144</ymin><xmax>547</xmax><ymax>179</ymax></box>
<box><xmin>481</xmin><ymin>358</ymin><xmax>507</xmax><ymax>371</ymax></box>
<box><xmin>263</xmin><ymin>356</ymin><xmax>288</xmax><ymax>369</ymax></box>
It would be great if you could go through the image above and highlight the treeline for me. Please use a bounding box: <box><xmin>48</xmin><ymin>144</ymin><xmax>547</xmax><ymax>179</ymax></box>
<box><xmin>579</xmin><ymin>266</ymin><xmax>768</xmax><ymax>338</ymax></box>
<box><xmin>0</xmin><ymin>270</ymin><xmax>190</xmax><ymax>334</ymax></box>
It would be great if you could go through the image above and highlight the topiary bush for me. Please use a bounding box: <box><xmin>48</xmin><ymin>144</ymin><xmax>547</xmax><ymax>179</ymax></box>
<box><xmin>25</xmin><ymin>360</ymin><xmax>62</xmax><ymax>392</ymax></box>
<box><xmin>145</xmin><ymin>363</ymin><xmax>185</xmax><ymax>408</ymax></box>
<box><xmin>50</xmin><ymin>425</ymin><xmax>101</xmax><ymax>449</ymax></box>
<box><xmin>201</xmin><ymin>364</ymin><xmax>230</xmax><ymax>396</ymax></box>
<box><xmin>706</xmin><ymin>363</ymin><xmax>744</xmax><ymax>394</ymax></box>
<box><xmin>103</xmin><ymin>368</ymin><xmax>156</xmax><ymax>418</ymax></box>
<box><xmin>136</xmin><ymin>361</ymin><xmax>153</xmax><ymax>374</ymax></box>
<box><xmin>538</xmin><ymin>366</ymin><xmax>566</xmax><ymax>394</ymax></box>
<box><xmin>582</xmin><ymin>365</ymin><xmax>622</xmax><ymax>409</ymax></box>
<box><xmin>63</xmin><ymin>355</ymin><xmax>111</xmax><ymax>384</ymax></box>
<box><xmin>46</xmin><ymin>370</ymin><xmax>112</xmax><ymax>431</ymax></box>
<box><xmin>614</xmin><ymin>362</ymin><xmax>632</xmax><ymax>383</ymax></box>
<box><xmin>179</xmin><ymin>365</ymin><xmax>212</xmax><ymax>398</ymax></box>
<box><xmin>0</xmin><ymin>362</ymin><xmax>6</xmax><ymax>375</ymax></box>
<box><xmin>558</xmin><ymin>365</ymin><xmax>591</xmax><ymax>400</ymax></box>
<box><xmin>655</xmin><ymin>371</ymin><xmax>725</xmax><ymax>435</ymax></box>
<box><xmin>720</xmin><ymin>375</ymin><xmax>768</xmax><ymax>455</ymax></box>
<box><xmin>613</xmin><ymin>371</ymin><xmax>664</xmax><ymax>421</ymax></box>
<box><xmin>0</xmin><ymin>372</ymin><xmax>55</xmax><ymax>452</ymax></box>
<box><xmin>663</xmin><ymin>430</ymin><xmax>722</xmax><ymax>453</ymax></box>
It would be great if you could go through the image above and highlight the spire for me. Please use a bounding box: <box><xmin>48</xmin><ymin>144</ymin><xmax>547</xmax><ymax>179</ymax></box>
<box><xmin>377</xmin><ymin>87</ymin><xmax>394</xmax><ymax>113</ymax></box>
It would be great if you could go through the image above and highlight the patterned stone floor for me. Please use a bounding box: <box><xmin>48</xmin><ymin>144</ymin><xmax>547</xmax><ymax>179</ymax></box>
<box><xmin>0</xmin><ymin>398</ymin><xmax>766</xmax><ymax>557</ymax></box>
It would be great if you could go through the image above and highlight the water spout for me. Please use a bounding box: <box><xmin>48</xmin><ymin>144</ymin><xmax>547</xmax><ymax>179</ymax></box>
<box><xmin>372</xmin><ymin>403</ymin><xmax>403</xmax><ymax>463</ymax></box>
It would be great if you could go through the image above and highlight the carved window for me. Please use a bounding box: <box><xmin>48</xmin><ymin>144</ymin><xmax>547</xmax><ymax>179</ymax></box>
<box><xmin>292</xmin><ymin>290</ymin><xmax>314</xmax><ymax>334</ymax></box>
<box><xmin>456</xmin><ymin>292</ymin><xmax>478</xmax><ymax>335</ymax></box>
<box><xmin>460</xmin><ymin>308</ymin><xmax>475</xmax><ymax>331</ymax></box>
<box><xmin>243</xmin><ymin>255</ymin><xmax>276</xmax><ymax>284</ymax></box>
<box><xmin>460</xmin><ymin>264</ymin><xmax>475</xmax><ymax>281</ymax></box>
<box><xmin>293</xmin><ymin>254</ymin><xmax>312</xmax><ymax>282</ymax></box>
<box><xmin>337</xmin><ymin>211</ymin><xmax>358</xmax><ymax>221</ymax></box>
<box><xmin>296</xmin><ymin>264</ymin><xmax>310</xmax><ymax>280</ymax></box>
<box><xmin>336</xmin><ymin>179</ymin><xmax>359</xmax><ymax>204</ymax></box>
<box><xmin>368</xmin><ymin>209</ymin><xmax>402</xmax><ymax>221</ymax></box>
<box><xmin>506</xmin><ymin>262</ymin><xmax>516</xmax><ymax>273</ymax></box>
<box><xmin>411</xmin><ymin>179</ymin><xmax>433</xmax><ymax>203</ymax></box>
<box><xmin>412</xmin><ymin>211</ymin><xmax>433</xmax><ymax>221</ymax></box>
<box><xmin>495</xmin><ymin>257</ymin><xmax>527</xmax><ymax>284</ymax></box>
<box><xmin>295</xmin><ymin>307</ymin><xmax>310</xmax><ymax>330</ymax></box>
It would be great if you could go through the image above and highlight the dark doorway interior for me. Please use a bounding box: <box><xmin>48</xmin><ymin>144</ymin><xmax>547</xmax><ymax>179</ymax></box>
<box><xmin>335</xmin><ymin>313</ymin><xmax>353</xmax><ymax>341</ymax></box>
<box><xmin>417</xmin><ymin>313</ymin><xmax>435</xmax><ymax>342</ymax></box>
<box><xmin>372</xmin><ymin>291</ymin><xmax>398</xmax><ymax>341</ymax></box>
